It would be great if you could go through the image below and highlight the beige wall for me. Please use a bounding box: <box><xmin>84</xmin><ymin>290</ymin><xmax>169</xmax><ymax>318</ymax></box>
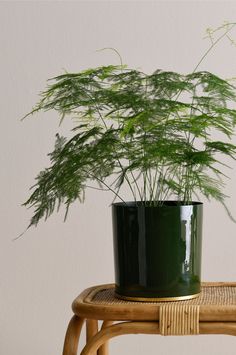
<box><xmin>1</xmin><ymin>1</ymin><xmax>236</xmax><ymax>354</ymax></box>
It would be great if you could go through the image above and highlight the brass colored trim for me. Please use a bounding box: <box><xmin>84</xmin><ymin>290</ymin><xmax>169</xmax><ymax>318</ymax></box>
<box><xmin>115</xmin><ymin>292</ymin><xmax>201</xmax><ymax>302</ymax></box>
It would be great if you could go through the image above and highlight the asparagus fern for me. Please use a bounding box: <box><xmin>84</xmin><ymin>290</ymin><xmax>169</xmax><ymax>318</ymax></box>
<box><xmin>22</xmin><ymin>23</ymin><xmax>236</xmax><ymax>229</ymax></box>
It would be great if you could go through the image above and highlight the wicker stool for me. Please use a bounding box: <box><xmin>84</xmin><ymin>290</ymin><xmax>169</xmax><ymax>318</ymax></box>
<box><xmin>62</xmin><ymin>282</ymin><xmax>236</xmax><ymax>355</ymax></box>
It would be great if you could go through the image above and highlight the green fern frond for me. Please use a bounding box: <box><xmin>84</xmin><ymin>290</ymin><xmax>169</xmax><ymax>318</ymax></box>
<box><xmin>23</xmin><ymin>64</ymin><xmax>236</xmax><ymax>226</ymax></box>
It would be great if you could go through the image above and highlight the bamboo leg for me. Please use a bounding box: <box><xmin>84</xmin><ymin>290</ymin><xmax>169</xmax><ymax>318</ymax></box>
<box><xmin>98</xmin><ymin>321</ymin><xmax>113</xmax><ymax>355</ymax></box>
<box><xmin>86</xmin><ymin>320</ymin><xmax>99</xmax><ymax>355</ymax></box>
<box><xmin>63</xmin><ymin>315</ymin><xmax>85</xmax><ymax>355</ymax></box>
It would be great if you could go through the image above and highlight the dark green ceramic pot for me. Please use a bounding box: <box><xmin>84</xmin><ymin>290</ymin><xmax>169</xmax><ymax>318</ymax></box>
<box><xmin>112</xmin><ymin>201</ymin><xmax>203</xmax><ymax>301</ymax></box>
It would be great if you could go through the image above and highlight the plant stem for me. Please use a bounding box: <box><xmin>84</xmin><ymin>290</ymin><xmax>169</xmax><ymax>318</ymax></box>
<box><xmin>130</xmin><ymin>170</ymin><xmax>143</xmax><ymax>201</ymax></box>
<box><xmin>83</xmin><ymin>87</ymin><xmax>136</xmax><ymax>201</ymax></box>
<box><xmin>85</xmin><ymin>170</ymin><xmax>127</xmax><ymax>204</ymax></box>
<box><xmin>193</xmin><ymin>23</ymin><xmax>236</xmax><ymax>73</ymax></box>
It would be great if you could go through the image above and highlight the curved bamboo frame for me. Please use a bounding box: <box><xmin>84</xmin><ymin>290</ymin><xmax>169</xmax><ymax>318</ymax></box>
<box><xmin>80</xmin><ymin>321</ymin><xmax>236</xmax><ymax>355</ymax></box>
<box><xmin>62</xmin><ymin>316</ymin><xmax>84</xmax><ymax>355</ymax></box>
<box><xmin>62</xmin><ymin>318</ymin><xmax>114</xmax><ymax>355</ymax></box>
<box><xmin>63</xmin><ymin>319</ymin><xmax>236</xmax><ymax>355</ymax></box>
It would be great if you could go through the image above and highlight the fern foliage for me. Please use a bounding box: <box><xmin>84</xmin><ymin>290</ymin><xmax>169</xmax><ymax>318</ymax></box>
<box><xmin>23</xmin><ymin>65</ymin><xmax>236</xmax><ymax>227</ymax></box>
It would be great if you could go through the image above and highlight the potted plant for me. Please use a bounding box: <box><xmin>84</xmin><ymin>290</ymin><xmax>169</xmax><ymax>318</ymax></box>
<box><xmin>21</xmin><ymin>24</ymin><xmax>236</xmax><ymax>301</ymax></box>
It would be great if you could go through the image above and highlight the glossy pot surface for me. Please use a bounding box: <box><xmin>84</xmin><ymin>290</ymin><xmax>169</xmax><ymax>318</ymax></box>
<box><xmin>112</xmin><ymin>201</ymin><xmax>203</xmax><ymax>300</ymax></box>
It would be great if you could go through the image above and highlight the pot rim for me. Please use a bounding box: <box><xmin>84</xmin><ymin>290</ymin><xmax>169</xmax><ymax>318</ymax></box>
<box><xmin>112</xmin><ymin>200</ymin><xmax>203</xmax><ymax>207</ymax></box>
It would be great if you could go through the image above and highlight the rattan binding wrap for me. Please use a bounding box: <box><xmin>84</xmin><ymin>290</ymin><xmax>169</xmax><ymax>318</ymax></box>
<box><xmin>159</xmin><ymin>304</ymin><xmax>200</xmax><ymax>335</ymax></box>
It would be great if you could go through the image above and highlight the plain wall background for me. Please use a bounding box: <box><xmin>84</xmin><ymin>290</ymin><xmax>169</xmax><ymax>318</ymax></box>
<box><xmin>1</xmin><ymin>1</ymin><xmax>236</xmax><ymax>354</ymax></box>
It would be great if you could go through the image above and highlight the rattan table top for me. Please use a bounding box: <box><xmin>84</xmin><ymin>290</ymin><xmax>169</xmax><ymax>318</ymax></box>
<box><xmin>72</xmin><ymin>282</ymin><xmax>236</xmax><ymax>322</ymax></box>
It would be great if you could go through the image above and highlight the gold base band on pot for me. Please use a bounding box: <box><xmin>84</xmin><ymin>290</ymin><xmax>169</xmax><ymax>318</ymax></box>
<box><xmin>115</xmin><ymin>292</ymin><xmax>201</xmax><ymax>302</ymax></box>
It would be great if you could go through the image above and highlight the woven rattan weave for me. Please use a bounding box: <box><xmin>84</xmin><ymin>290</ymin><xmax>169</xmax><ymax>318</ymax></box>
<box><xmin>85</xmin><ymin>283</ymin><xmax>236</xmax><ymax>306</ymax></box>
